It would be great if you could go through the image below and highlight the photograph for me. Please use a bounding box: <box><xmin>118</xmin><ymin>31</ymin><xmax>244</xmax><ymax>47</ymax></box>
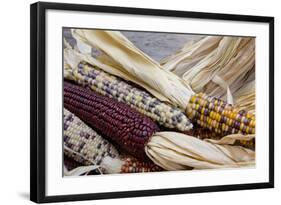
<box><xmin>63</xmin><ymin>28</ymin><xmax>256</xmax><ymax>176</ymax></box>
<box><xmin>29</xmin><ymin>2</ymin><xmax>274</xmax><ymax>202</ymax></box>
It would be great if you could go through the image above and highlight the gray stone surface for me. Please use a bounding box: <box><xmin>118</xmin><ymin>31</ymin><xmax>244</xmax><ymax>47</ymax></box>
<box><xmin>63</xmin><ymin>29</ymin><xmax>203</xmax><ymax>62</ymax></box>
<box><xmin>122</xmin><ymin>31</ymin><xmax>202</xmax><ymax>62</ymax></box>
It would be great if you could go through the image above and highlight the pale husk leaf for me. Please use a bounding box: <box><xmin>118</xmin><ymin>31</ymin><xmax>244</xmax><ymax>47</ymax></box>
<box><xmin>71</xmin><ymin>29</ymin><xmax>195</xmax><ymax>109</ymax></box>
<box><xmin>146</xmin><ymin>132</ymin><xmax>255</xmax><ymax>170</ymax></box>
<box><xmin>234</xmin><ymin>80</ymin><xmax>256</xmax><ymax>113</ymax></box>
<box><xmin>182</xmin><ymin>37</ymin><xmax>243</xmax><ymax>92</ymax></box>
<box><xmin>204</xmin><ymin>134</ymin><xmax>255</xmax><ymax>146</ymax></box>
<box><xmin>203</xmin><ymin>39</ymin><xmax>255</xmax><ymax>100</ymax></box>
<box><xmin>161</xmin><ymin>36</ymin><xmax>222</xmax><ymax>74</ymax></box>
<box><xmin>64</xmin><ymin>47</ymin><xmax>170</xmax><ymax>103</ymax></box>
<box><xmin>162</xmin><ymin>36</ymin><xmax>255</xmax><ymax>105</ymax></box>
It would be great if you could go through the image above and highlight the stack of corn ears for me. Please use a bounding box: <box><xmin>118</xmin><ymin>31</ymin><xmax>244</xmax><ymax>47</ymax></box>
<box><xmin>65</xmin><ymin>61</ymin><xmax>193</xmax><ymax>131</ymax></box>
<box><xmin>64</xmin><ymin>78</ymin><xmax>255</xmax><ymax>170</ymax></box>
<box><xmin>63</xmin><ymin>29</ymin><xmax>256</xmax><ymax>171</ymax></box>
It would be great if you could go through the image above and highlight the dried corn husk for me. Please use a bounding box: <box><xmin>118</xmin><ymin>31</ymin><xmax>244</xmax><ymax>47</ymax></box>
<box><xmin>234</xmin><ymin>80</ymin><xmax>256</xmax><ymax>113</ymax></box>
<box><xmin>71</xmin><ymin>29</ymin><xmax>195</xmax><ymax>109</ymax></box>
<box><xmin>181</xmin><ymin>37</ymin><xmax>243</xmax><ymax>91</ymax></box>
<box><xmin>204</xmin><ymin>134</ymin><xmax>255</xmax><ymax>150</ymax></box>
<box><xmin>161</xmin><ymin>36</ymin><xmax>255</xmax><ymax>103</ymax></box>
<box><xmin>64</xmin><ymin>46</ymin><xmax>170</xmax><ymax>103</ymax></box>
<box><xmin>161</xmin><ymin>36</ymin><xmax>222</xmax><ymax>74</ymax></box>
<box><xmin>145</xmin><ymin>132</ymin><xmax>255</xmax><ymax>170</ymax></box>
<box><xmin>203</xmin><ymin>39</ymin><xmax>255</xmax><ymax>100</ymax></box>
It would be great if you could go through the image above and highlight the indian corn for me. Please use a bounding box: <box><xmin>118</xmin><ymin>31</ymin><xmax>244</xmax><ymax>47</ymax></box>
<box><xmin>185</xmin><ymin>127</ymin><xmax>255</xmax><ymax>150</ymax></box>
<box><xmin>120</xmin><ymin>156</ymin><xmax>162</xmax><ymax>173</ymax></box>
<box><xmin>64</xmin><ymin>108</ymin><xmax>119</xmax><ymax>173</ymax></box>
<box><xmin>64</xmin><ymin>81</ymin><xmax>160</xmax><ymax>160</ymax></box>
<box><xmin>184</xmin><ymin>127</ymin><xmax>223</xmax><ymax>140</ymax></box>
<box><xmin>65</xmin><ymin>62</ymin><xmax>193</xmax><ymax>131</ymax></box>
<box><xmin>186</xmin><ymin>93</ymin><xmax>255</xmax><ymax>135</ymax></box>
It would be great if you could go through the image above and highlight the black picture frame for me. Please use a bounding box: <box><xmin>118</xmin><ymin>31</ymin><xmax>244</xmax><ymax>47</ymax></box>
<box><xmin>30</xmin><ymin>1</ymin><xmax>274</xmax><ymax>203</ymax></box>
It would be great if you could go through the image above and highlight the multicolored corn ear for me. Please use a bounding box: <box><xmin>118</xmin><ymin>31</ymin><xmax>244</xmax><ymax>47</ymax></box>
<box><xmin>235</xmin><ymin>138</ymin><xmax>255</xmax><ymax>150</ymax></box>
<box><xmin>185</xmin><ymin>127</ymin><xmax>255</xmax><ymax>150</ymax></box>
<box><xmin>64</xmin><ymin>81</ymin><xmax>160</xmax><ymax>160</ymax></box>
<box><xmin>120</xmin><ymin>155</ymin><xmax>162</xmax><ymax>173</ymax></box>
<box><xmin>64</xmin><ymin>108</ymin><xmax>120</xmax><ymax>173</ymax></box>
<box><xmin>184</xmin><ymin>127</ymin><xmax>223</xmax><ymax>140</ymax></box>
<box><xmin>64</xmin><ymin>62</ymin><xmax>192</xmax><ymax>131</ymax></box>
<box><xmin>186</xmin><ymin>93</ymin><xmax>255</xmax><ymax>135</ymax></box>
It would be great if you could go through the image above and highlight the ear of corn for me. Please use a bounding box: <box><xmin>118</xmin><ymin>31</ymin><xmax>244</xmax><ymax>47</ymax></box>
<box><xmin>65</xmin><ymin>62</ymin><xmax>193</xmax><ymax>131</ymax></box>
<box><xmin>64</xmin><ymin>108</ymin><xmax>120</xmax><ymax>174</ymax></box>
<box><xmin>64</xmin><ymin>81</ymin><xmax>159</xmax><ymax>160</ymax></box>
<box><xmin>120</xmin><ymin>155</ymin><xmax>162</xmax><ymax>173</ymax></box>
<box><xmin>185</xmin><ymin>127</ymin><xmax>255</xmax><ymax>150</ymax></box>
<box><xmin>186</xmin><ymin>93</ymin><xmax>255</xmax><ymax>135</ymax></box>
<box><xmin>184</xmin><ymin>127</ymin><xmax>223</xmax><ymax>140</ymax></box>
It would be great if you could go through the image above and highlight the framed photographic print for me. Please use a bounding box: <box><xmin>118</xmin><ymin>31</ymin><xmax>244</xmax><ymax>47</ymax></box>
<box><xmin>30</xmin><ymin>1</ymin><xmax>274</xmax><ymax>203</ymax></box>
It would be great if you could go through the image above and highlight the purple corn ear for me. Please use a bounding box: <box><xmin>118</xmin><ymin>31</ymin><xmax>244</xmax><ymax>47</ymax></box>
<box><xmin>64</xmin><ymin>81</ymin><xmax>160</xmax><ymax>160</ymax></box>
